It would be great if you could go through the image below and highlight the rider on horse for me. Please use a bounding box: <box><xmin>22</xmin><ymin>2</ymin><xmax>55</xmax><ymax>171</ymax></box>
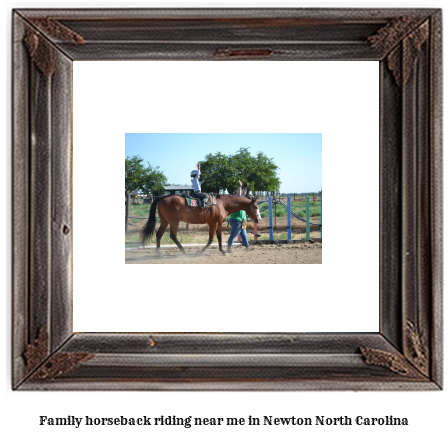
<box><xmin>191</xmin><ymin>162</ymin><xmax>207</xmax><ymax>201</ymax></box>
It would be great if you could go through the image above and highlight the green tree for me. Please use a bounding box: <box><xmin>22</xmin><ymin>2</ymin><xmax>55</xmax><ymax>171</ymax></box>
<box><xmin>199</xmin><ymin>152</ymin><xmax>233</xmax><ymax>193</ymax></box>
<box><xmin>125</xmin><ymin>156</ymin><xmax>146</xmax><ymax>193</ymax></box>
<box><xmin>125</xmin><ymin>155</ymin><xmax>167</xmax><ymax>196</ymax></box>
<box><xmin>246</xmin><ymin>150</ymin><xmax>281</xmax><ymax>193</ymax></box>
<box><xmin>200</xmin><ymin>147</ymin><xmax>280</xmax><ymax>194</ymax></box>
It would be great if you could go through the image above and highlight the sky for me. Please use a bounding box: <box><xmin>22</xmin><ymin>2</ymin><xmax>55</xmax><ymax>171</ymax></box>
<box><xmin>125</xmin><ymin>133</ymin><xmax>322</xmax><ymax>194</ymax></box>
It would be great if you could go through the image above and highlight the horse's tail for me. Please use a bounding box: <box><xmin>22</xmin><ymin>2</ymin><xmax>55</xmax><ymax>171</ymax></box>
<box><xmin>140</xmin><ymin>197</ymin><xmax>161</xmax><ymax>246</ymax></box>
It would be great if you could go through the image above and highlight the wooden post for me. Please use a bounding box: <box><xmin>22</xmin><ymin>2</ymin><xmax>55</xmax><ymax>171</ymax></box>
<box><xmin>287</xmin><ymin>196</ymin><xmax>292</xmax><ymax>241</ymax></box>
<box><xmin>320</xmin><ymin>193</ymin><xmax>322</xmax><ymax>240</ymax></box>
<box><xmin>269</xmin><ymin>196</ymin><xmax>274</xmax><ymax>240</ymax></box>
<box><xmin>274</xmin><ymin>198</ymin><xmax>277</xmax><ymax>231</ymax></box>
<box><xmin>306</xmin><ymin>195</ymin><xmax>310</xmax><ymax>240</ymax></box>
<box><xmin>125</xmin><ymin>192</ymin><xmax>130</xmax><ymax>233</ymax></box>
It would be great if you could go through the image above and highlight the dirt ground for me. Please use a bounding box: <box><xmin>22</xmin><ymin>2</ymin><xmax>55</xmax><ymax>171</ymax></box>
<box><xmin>125</xmin><ymin>242</ymin><xmax>322</xmax><ymax>264</ymax></box>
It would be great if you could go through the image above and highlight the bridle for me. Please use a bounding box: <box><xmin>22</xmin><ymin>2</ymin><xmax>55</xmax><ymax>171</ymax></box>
<box><xmin>250</xmin><ymin>198</ymin><xmax>262</xmax><ymax>222</ymax></box>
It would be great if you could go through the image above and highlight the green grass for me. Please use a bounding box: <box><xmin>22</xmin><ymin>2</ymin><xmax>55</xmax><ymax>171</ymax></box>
<box><xmin>259</xmin><ymin>204</ymin><xmax>321</xmax><ymax>220</ymax></box>
<box><xmin>260</xmin><ymin>208</ymin><xmax>286</xmax><ymax>218</ymax></box>
<box><xmin>125</xmin><ymin>204</ymin><xmax>151</xmax><ymax>218</ymax></box>
<box><xmin>291</xmin><ymin>205</ymin><xmax>321</xmax><ymax>218</ymax></box>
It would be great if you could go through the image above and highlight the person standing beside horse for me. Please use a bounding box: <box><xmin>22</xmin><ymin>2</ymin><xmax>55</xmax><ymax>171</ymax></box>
<box><xmin>227</xmin><ymin>180</ymin><xmax>252</xmax><ymax>253</ymax></box>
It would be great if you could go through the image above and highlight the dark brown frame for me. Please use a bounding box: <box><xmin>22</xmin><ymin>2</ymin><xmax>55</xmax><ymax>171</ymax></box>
<box><xmin>12</xmin><ymin>8</ymin><xmax>442</xmax><ymax>390</ymax></box>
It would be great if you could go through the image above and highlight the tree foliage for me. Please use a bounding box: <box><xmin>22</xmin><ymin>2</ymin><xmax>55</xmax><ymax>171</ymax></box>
<box><xmin>200</xmin><ymin>148</ymin><xmax>281</xmax><ymax>194</ymax></box>
<box><xmin>125</xmin><ymin>155</ymin><xmax>167</xmax><ymax>196</ymax></box>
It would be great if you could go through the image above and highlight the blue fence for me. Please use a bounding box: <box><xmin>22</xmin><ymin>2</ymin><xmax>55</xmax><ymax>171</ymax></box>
<box><xmin>256</xmin><ymin>195</ymin><xmax>322</xmax><ymax>241</ymax></box>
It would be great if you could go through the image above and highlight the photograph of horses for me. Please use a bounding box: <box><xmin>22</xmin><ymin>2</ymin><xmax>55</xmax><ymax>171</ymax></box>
<box><xmin>124</xmin><ymin>133</ymin><xmax>322</xmax><ymax>264</ymax></box>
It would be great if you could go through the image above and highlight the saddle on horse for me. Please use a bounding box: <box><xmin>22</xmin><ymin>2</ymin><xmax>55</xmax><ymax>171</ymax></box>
<box><xmin>184</xmin><ymin>193</ymin><xmax>216</xmax><ymax>208</ymax></box>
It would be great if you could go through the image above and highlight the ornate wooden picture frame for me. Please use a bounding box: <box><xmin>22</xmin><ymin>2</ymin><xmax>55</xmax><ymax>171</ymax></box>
<box><xmin>12</xmin><ymin>8</ymin><xmax>442</xmax><ymax>390</ymax></box>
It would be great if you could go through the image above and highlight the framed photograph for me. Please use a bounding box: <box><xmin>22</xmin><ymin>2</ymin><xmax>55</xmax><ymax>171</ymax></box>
<box><xmin>12</xmin><ymin>8</ymin><xmax>442</xmax><ymax>390</ymax></box>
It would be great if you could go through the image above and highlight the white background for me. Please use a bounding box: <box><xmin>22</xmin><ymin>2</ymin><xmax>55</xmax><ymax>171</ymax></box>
<box><xmin>73</xmin><ymin>60</ymin><xmax>379</xmax><ymax>333</ymax></box>
<box><xmin>3</xmin><ymin>1</ymin><xmax>446</xmax><ymax>438</ymax></box>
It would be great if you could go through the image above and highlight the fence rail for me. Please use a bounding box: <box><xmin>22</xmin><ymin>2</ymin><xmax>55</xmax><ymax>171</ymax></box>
<box><xmin>257</xmin><ymin>195</ymin><xmax>322</xmax><ymax>241</ymax></box>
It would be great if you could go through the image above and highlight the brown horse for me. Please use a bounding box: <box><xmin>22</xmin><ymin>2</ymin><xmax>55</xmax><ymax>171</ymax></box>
<box><xmin>140</xmin><ymin>194</ymin><xmax>261</xmax><ymax>256</ymax></box>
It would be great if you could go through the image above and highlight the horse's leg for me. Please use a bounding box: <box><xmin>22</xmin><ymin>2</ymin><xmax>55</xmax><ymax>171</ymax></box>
<box><xmin>216</xmin><ymin>222</ymin><xmax>226</xmax><ymax>255</ymax></box>
<box><xmin>155</xmin><ymin>216</ymin><xmax>169</xmax><ymax>256</ymax></box>
<box><xmin>169</xmin><ymin>221</ymin><xmax>187</xmax><ymax>254</ymax></box>
<box><xmin>200</xmin><ymin>221</ymin><xmax>218</xmax><ymax>254</ymax></box>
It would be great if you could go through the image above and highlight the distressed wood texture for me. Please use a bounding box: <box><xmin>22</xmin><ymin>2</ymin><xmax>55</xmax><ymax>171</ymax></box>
<box><xmin>12</xmin><ymin>8</ymin><xmax>442</xmax><ymax>390</ymax></box>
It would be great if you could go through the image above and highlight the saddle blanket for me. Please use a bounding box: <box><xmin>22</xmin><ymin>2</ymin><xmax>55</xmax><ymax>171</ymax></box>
<box><xmin>184</xmin><ymin>193</ymin><xmax>217</xmax><ymax>208</ymax></box>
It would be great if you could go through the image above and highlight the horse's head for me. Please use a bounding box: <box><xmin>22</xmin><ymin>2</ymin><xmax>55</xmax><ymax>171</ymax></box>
<box><xmin>247</xmin><ymin>196</ymin><xmax>262</xmax><ymax>224</ymax></box>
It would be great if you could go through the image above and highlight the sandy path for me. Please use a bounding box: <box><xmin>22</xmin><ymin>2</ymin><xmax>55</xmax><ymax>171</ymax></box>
<box><xmin>125</xmin><ymin>243</ymin><xmax>322</xmax><ymax>264</ymax></box>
